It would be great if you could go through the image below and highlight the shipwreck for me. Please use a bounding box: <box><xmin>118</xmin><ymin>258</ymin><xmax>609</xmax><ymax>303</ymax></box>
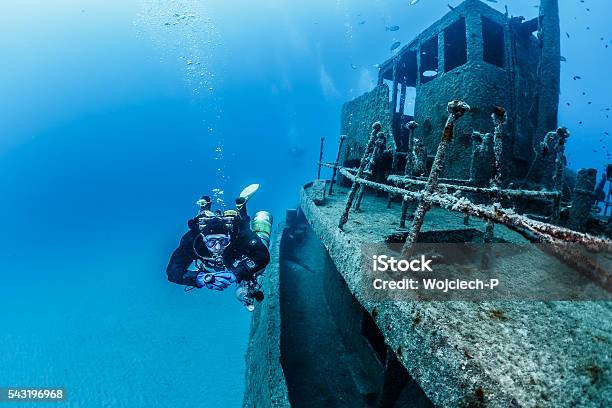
<box><xmin>243</xmin><ymin>1</ymin><xmax>612</xmax><ymax>407</ymax></box>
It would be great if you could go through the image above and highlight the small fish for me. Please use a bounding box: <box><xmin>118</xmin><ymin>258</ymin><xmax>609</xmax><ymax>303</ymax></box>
<box><xmin>560</xmin><ymin>56</ymin><xmax>566</xmax><ymax>62</ymax></box>
<box><xmin>359</xmin><ymin>20</ymin><xmax>367</xmax><ymax>25</ymax></box>
<box><xmin>390</xmin><ymin>41</ymin><xmax>401</xmax><ymax>51</ymax></box>
<box><xmin>447</xmin><ymin>4</ymin><xmax>455</xmax><ymax>11</ymax></box>
<box><xmin>408</xmin><ymin>0</ymin><xmax>420</xmax><ymax>6</ymax></box>
<box><xmin>386</xmin><ymin>25</ymin><xmax>400</xmax><ymax>31</ymax></box>
<box><xmin>573</xmin><ymin>76</ymin><xmax>582</xmax><ymax>80</ymax></box>
<box><xmin>351</xmin><ymin>64</ymin><xmax>358</xmax><ymax>70</ymax></box>
<box><xmin>566</xmin><ymin>32</ymin><xmax>570</xmax><ymax>39</ymax></box>
<box><xmin>422</xmin><ymin>70</ymin><xmax>438</xmax><ymax>77</ymax></box>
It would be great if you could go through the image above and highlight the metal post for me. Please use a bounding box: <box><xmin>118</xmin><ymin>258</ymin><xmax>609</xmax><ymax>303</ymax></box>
<box><xmin>486</xmin><ymin>106</ymin><xmax>507</xmax><ymax>241</ymax></box>
<box><xmin>399</xmin><ymin>196</ymin><xmax>410</xmax><ymax>228</ymax></box>
<box><xmin>339</xmin><ymin>122</ymin><xmax>382</xmax><ymax>230</ymax></box>
<box><xmin>552</xmin><ymin>127</ymin><xmax>569</xmax><ymax>222</ymax></box>
<box><xmin>329</xmin><ymin>135</ymin><xmax>346</xmax><ymax>195</ymax></box>
<box><xmin>355</xmin><ymin>133</ymin><xmax>385</xmax><ymax>211</ymax></box>
<box><xmin>317</xmin><ymin>137</ymin><xmax>325</xmax><ymax>179</ymax></box>
<box><xmin>401</xmin><ymin>101</ymin><xmax>470</xmax><ymax>257</ymax></box>
<box><xmin>552</xmin><ymin>127</ymin><xmax>569</xmax><ymax>191</ymax></box>
<box><xmin>606</xmin><ymin>180</ymin><xmax>612</xmax><ymax>219</ymax></box>
<box><xmin>399</xmin><ymin>121</ymin><xmax>420</xmax><ymax>227</ymax></box>
<box><xmin>491</xmin><ymin>106</ymin><xmax>507</xmax><ymax>188</ymax></box>
<box><xmin>403</xmin><ymin>121</ymin><xmax>419</xmax><ymax>176</ymax></box>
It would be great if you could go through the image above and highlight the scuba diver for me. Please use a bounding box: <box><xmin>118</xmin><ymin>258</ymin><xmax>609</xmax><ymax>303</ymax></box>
<box><xmin>166</xmin><ymin>184</ymin><xmax>272</xmax><ymax>311</ymax></box>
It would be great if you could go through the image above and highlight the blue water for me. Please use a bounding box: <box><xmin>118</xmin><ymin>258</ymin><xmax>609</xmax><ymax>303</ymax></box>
<box><xmin>0</xmin><ymin>0</ymin><xmax>610</xmax><ymax>407</ymax></box>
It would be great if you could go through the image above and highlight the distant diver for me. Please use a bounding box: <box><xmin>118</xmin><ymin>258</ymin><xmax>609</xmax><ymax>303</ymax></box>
<box><xmin>166</xmin><ymin>184</ymin><xmax>272</xmax><ymax>311</ymax></box>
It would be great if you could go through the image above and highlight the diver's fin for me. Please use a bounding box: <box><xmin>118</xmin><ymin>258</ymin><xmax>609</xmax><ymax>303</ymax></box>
<box><xmin>236</xmin><ymin>184</ymin><xmax>260</xmax><ymax>211</ymax></box>
<box><xmin>239</xmin><ymin>184</ymin><xmax>260</xmax><ymax>201</ymax></box>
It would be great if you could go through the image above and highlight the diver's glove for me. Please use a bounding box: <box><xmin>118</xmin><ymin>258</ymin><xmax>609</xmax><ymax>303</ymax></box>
<box><xmin>196</xmin><ymin>270</ymin><xmax>236</xmax><ymax>291</ymax></box>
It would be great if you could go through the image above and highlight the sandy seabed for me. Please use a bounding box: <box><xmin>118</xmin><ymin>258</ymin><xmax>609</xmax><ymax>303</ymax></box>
<box><xmin>0</xmin><ymin>243</ymin><xmax>250</xmax><ymax>408</ymax></box>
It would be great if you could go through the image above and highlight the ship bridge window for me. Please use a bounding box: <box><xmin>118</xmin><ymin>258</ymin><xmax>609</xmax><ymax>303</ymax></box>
<box><xmin>383</xmin><ymin>78</ymin><xmax>395</xmax><ymax>106</ymax></box>
<box><xmin>444</xmin><ymin>18</ymin><xmax>467</xmax><ymax>72</ymax></box>
<box><xmin>402</xmin><ymin>86</ymin><xmax>416</xmax><ymax>116</ymax></box>
<box><xmin>482</xmin><ymin>16</ymin><xmax>505</xmax><ymax>68</ymax></box>
<box><xmin>420</xmin><ymin>36</ymin><xmax>439</xmax><ymax>84</ymax></box>
<box><xmin>397</xmin><ymin>51</ymin><xmax>417</xmax><ymax>116</ymax></box>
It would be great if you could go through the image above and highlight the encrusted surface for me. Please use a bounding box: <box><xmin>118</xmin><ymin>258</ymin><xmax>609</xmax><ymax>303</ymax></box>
<box><xmin>340</xmin><ymin>85</ymin><xmax>393</xmax><ymax>171</ymax></box>
<box><xmin>243</xmin><ymin>226</ymin><xmax>291</xmax><ymax>408</ymax></box>
<box><xmin>300</xmin><ymin>184</ymin><xmax>612</xmax><ymax>407</ymax></box>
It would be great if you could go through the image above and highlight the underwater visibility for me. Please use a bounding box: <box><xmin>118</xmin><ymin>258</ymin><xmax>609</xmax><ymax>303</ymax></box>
<box><xmin>1</xmin><ymin>0</ymin><xmax>611</xmax><ymax>407</ymax></box>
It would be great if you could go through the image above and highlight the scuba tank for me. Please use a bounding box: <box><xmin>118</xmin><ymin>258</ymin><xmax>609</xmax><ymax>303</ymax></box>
<box><xmin>251</xmin><ymin>211</ymin><xmax>273</xmax><ymax>249</ymax></box>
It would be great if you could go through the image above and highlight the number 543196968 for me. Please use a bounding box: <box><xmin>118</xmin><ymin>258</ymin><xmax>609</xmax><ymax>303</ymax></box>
<box><xmin>1</xmin><ymin>387</ymin><xmax>66</xmax><ymax>402</ymax></box>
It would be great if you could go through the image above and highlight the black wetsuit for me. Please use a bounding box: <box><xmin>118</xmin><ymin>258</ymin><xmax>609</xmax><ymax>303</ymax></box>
<box><xmin>166</xmin><ymin>224</ymin><xmax>270</xmax><ymax>287</ymax></box>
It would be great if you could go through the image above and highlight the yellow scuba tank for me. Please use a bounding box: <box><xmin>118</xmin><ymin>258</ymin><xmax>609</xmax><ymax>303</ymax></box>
<box><xmin>251</xmin><ymin>211</ymin><xmax>273</xmax><ymax>249</ymax></box>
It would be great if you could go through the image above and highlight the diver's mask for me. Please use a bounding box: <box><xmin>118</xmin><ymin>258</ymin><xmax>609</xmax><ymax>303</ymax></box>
<box><xmin>203</xmin><ymin>233</ymin><xmax>231</xmax><ymax>255</ymax></box>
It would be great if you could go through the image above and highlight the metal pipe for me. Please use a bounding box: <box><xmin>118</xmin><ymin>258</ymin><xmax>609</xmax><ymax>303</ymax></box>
<box><xmin>329</xmin><ymin>135</ymin><xmax>346</xmax><ymax>195</ymax></box>
<box><xmin>317</xmin><ymin>137</ymin><xmax>325</xmax><ymax>179</ymax></box>
<box><xmin>388</xmin><ymin>175</ymin><xmax>560</xmax><ymax>200</ymax></box>
<box><xmin>355</xmin><ymin>133</ymin><xmax>385</xmax><ymax>211</ymax></box>
<box><xmin>338</xmin><ymin>122</ymin><xmax>382</xmax><ymax>230</ymax></box>
<box><xmin>401</xmin><ymin>100</ymin><xmax>470</xmax><ymax>257</ymax></box>
<box><xmin>340</xmin><ymin>167</ymin><xmax>612</xmax><ymax>253</ymax></box>
<box><xmin>491</xmin><ymin>106</ymin><xmax>507</xmax><ymax>188</ymax></box>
